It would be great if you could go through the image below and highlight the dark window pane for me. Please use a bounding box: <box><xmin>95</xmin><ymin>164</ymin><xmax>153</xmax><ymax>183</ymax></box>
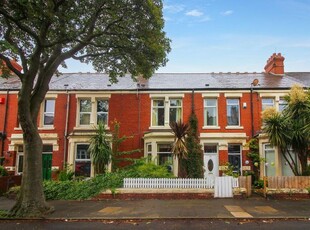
<box><xmin>80</xmin><ymin>99</ymin><xmax>91</xmax><ymax>112</ymax></box>
<box><xmin>75</xmin><ymin>161</ymin><xmax>91</xmax><ymax>177</ymax></box>
<box><xmin>228</xmin><ymin>155</ymin><xmax>241</xmax><ymax>172</ymax></box>
<box><xmin>97</xmin><ymin>100</ymin><xmax>108</xmax><ymax>112</ymax></box>
<box><xmin>228</xmin><ymin>145</ymin><xmax>241</xmax><ymax>153</ymax></box>
<box><xmin>97</xmin><ymin>113</ymin><xmax>108</xmax><ymax>124</ymax></box>
<box><xmin>204</xmin><ymin>144</ymin><xmax>217</xmax><ymax>153</ymax></box>
<box><xmin>157</xmin><ymin>108</ymin><xmax>165</xmax><ymax>125</ymax></box>
<box><xmin>44</xmin><ymin>114</ymin><xmax>54</xmax><ymax>125</ymax></box>
<box><xmin>43</xmin><ymin>145</ymin><xmax>53</xmax><ymax>153</ymax></box>
<box><xmin>18</xmin><ymin>155</ymin><xmax>23</xmax><ymax>173</ymax></box>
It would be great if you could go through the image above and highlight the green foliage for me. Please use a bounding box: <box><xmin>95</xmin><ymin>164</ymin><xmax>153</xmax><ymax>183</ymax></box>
<box><xmin>223</xmin><ymin>162</ymin><xmax>240</xmax><ymax>178</ymax></box>
<box><xmin>246</xmin><ymin>138</ymin><xmax>263</xmax><ymax>183</ymax></box>
<box><xmin>254</xmin><ymin>179</ymin><xmax>264</xmax><ymax>189</ymax></box>
<box><xmin>88</xmin><ymin>122</ymin><xmax>112</xmax><ymax>175</ymax></box>
<box><xmin>262</xmin><ymin>86</ymin><xmax>310</xmax><ymax>175</ymax></box>
<box><xmin>0</xmin><ymin>0</ymin><xmax>170</xmax><ymax>217</ymax></box>
<box><xmin>6</xmin><ymin>160</ymin><xmax>173</xmax><ymax>200</ymax></box>
<box><xmin>0</xmin><ymin>210</ymin><xmax>9</xmax><ymax>218</ymax></box>
<box><xmin>185</xmin><ymin>113</ymin><xmax>204</xmax><ymax>178</ymax></box>
<box><xmin>170</xmin><ymin>120</ymin><xmax>189</xmax><ymax>159</ymax></box>
<box><xmin>0</xmin><ymin>157</ymin><xmax>5</xmax><ymax>166</ymax></box>
<box><xmin>111</xmin><ymin>120</ymin><xmax>141</xmax><ymax>171</ymax></box>
<box><xmin>0</xmin><ymin>166</ymin><xmax>8</xmax><ymax>176</ymax></box>
<box><xmin>0</xmin><ymin>1</ymin><xmax>170</xmax><ymax>81</ymax></box>
<box><xmin>57</xmin><ymin>164</ymin><xmax>74</xmax><ymax>181</ymax></box>
<box><xmin>125</xmin><ymin>158</ymin><xmax>174</xmax><ymax>178</ymax></box>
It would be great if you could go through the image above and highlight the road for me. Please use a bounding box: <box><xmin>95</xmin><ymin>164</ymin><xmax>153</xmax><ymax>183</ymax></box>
<box><xmin>1</xmin><ymin>219</ymin><xmax>310</xmax><ymax>230</ymax></box>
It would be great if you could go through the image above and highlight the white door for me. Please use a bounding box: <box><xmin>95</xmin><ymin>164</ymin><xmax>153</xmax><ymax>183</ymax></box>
<box><xmin>264</xmin><ymin>144</ymin><xmax>276</xmax><ymax>176</ymax></box>
<box><xmin>204</xmin><ymin>144</ymin><xmax>219</xmax><ymax>177</ymax></box>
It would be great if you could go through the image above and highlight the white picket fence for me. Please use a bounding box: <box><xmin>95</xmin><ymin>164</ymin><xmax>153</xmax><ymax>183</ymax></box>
<box><xmin>123</xmin><ymin>177</ymin><xmax>239</xmax><ymax>189</ymax></box>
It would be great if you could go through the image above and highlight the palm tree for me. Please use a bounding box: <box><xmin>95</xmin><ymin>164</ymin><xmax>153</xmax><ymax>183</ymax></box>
<box><xmin>262</xmin><ymin>85</ymin><xmax>310</xmax><ymax>175</ymax></box>
<box><xmin>170</xmin><ymin>120</ymin><xmax>189</xmax><ymax>177</ymax></box>
<box><xmin>88</xmin><ymin>122</ymin><xmax>112</xmax><ymax>175</ymax></box>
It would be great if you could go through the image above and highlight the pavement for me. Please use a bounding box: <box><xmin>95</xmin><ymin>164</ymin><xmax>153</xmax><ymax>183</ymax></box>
<box><xmin>1</xmin><ymin>195</ymin><xmax>310</xmax><ymax>220</ymax></box>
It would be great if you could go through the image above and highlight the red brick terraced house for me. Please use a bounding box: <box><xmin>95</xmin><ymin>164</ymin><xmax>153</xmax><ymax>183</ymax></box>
<box><xmin>0</xmin><ymin>53</ymin><xmax>309</xmax><ymax>179</ymax></box>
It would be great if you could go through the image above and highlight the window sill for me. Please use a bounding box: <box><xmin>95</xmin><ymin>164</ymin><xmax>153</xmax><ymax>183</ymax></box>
<box><xmin>74</xmin><ymin>126</ymin><xmax>110</xmax><ymax>130</ymax></box>
<box><xmin>225</xmin><ymin>126</ymin><xmax>244</xmax><ymax>130</ymax></box>
<box><xmin>38</xmin><ymin>126</ymin><xmax>55</xmax><ymax>130</ymax></box>
<box><xmin>149</xmin><ymin>126</ymin><xmax>171</xmax><ymax>130</ymax></box>
<box><xmin>202</xmin><ymin>126</ymin><xmax>220</xmax><ymax>130</ymax></box>
<box><xmin>14</xmin><ymin>127</ymin><xmax>22</xmax><ymax>131</ymax></box>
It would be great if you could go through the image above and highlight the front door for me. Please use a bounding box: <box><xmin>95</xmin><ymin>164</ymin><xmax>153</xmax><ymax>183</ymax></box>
<box><xmin>42</xmin><ymin>154</ymin><xmax>52</xmax><ymax>180</ymax></box>
<box><xmin>204</xmin><ymin>144</ymin><xmax>218</xmax><ymax>177</ymax></box>
<box><xmin>264</xmin><ymin>144</ymin><xmax>275</xmax><ymax>176</ymax></box>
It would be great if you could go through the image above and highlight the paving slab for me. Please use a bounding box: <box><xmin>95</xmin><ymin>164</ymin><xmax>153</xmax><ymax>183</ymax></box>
<box><xmin>1</xmin><ymin>196</ymin><xmax>310</xmax><ymax>220</ymax></box>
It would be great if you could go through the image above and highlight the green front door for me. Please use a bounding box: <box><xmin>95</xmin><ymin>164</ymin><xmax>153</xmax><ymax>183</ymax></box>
<box><xmin>42</xmin><ymin>154</ymin><xmax>52</xmax><ymax>180</ymax></box>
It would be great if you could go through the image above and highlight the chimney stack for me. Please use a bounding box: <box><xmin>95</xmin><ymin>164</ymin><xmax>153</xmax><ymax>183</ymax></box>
<box><xmin>264</xmin><ymin>53</ymin><xmax>285</xmax><ymax>75</ymax></box>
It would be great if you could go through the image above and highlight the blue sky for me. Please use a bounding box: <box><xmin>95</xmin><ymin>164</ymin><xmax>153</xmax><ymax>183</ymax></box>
<box><xmin>61</xmin><ymin>0</ymin><xmax>310</xmax><ymax>73</ymax></box>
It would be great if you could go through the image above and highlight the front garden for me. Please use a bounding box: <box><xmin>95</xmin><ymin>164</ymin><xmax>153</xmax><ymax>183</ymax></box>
<box><xmin>5</xmin><ymin>159</ymin><xmax>175</xmax><ymax>201</ymax></box>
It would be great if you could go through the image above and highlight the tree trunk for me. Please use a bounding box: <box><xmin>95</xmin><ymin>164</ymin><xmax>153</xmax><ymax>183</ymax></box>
<box><xmin>178</xmin><ymin>157</ymin><xmax>187</xmax><ymax>178</ymax></box>
<box><xmin>299</xmin><ymin>153</ymin><xmax>308</xmax><ymax>176</ymax></box>
<box><xmin>10</xmin><ymin>93</ymin><xmax>53</xmax><ymax>217</ymax></box>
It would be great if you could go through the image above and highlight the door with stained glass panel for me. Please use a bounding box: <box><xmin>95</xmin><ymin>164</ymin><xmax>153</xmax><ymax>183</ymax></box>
<box><xmin>204</xmin><ymin>144</ymin><xmax>218</xmax><ymax>177</ymax></box>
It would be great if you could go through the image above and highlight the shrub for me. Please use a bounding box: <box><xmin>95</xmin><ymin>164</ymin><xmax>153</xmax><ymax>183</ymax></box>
<box><xmin>7</xmin><ymin>160</ymin><xmax>174</xmax><ymax>200</ymax></box>
<box><xmin>124</xmin><ymin>158</ymin><xmax>174</xmax><ymax>178</ymax></box>
<box><xmin>222</xmin><ymin>162</ymin><xmax>240</xmax><ymax>178</ymax></box>
<box><xmin>0</xmin><ymin>166</ymin><xmax>8</xmax><ymax>177</ymax></box>
<box><xmin>254</xmin><ymin>179</ymin><xmax>264</xmax><ymax>189</ymax></box>
<box><xmin>57</xmin><ymin>164</ymin><xmax>74</xmax><ymax>181</ymax></box>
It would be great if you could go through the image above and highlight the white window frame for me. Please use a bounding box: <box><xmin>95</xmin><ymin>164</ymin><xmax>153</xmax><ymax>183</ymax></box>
<box><xmin>226</xmin><ymin>98</ymin><xmax>240</xmax><ymax>127</ymax></box>
<box><xmin>43</xmin><ymin>99</ymin><xmax>55</xmax><ymax>127</ymax></box>
<box><xmin>146</xmin><ymin>143</ymin><xmax>152</xmax><ymax>162</ymax></box>
<box><xmin>96</xmin><ymin>99</ymin><xmax>109</xmax><ymax>125</ymax></box>
<box><xmin>150</xmin><ymin>94</ymin><xmax>184</xmax><ymax>129</ymax></box>
<box><xmin>151</xmin><ymin>98</ymin><xmax>165</xmax><ymax>127</ymax></box>
<box><xmin>16</xmin><ymin>145</ymin><xmax>24</xmax><ymax>175</ymax></box>
<box><xmin>169</xmin><ymin>98</ymin><xmax>182</xmax><ymax>124</ymax></box>
<box><xmin>204</xmin><ymin>98</ymin><xmax>218</xmax><ymax>127</ymax></box>
<box><xmin>278</xmin><ymin>97</ymin><xmax>287</xmax><ymax>112</ymax></box>
<box><xmin>157</xmin><ymin>143</ymin><xmax>173</xmax><ymax>172</ymax></box>
<box><xmin>228</xmin><ymin>144</ymin><xmax>242</xmax><ymax>175</ymax></box>
<box><xmin>75</xmin><ymin>143</ymin><xmax>91</xmax><ymax>177</ymax></box>
<box><xmin>39</xmin><ymin>95</ymin><xmax>57</xmax><ymax>129</ymax></box>
<box><xmin>79</xmin><ymin>98</ymin><xmax>92</xmax><ymax>126</ymax></box>
<box><xmin>76</xmin><ymin>94</ymin><xmax>111</xmax><ymax>129</ymax></box>
<box><xmin>262</xmin><ymin>98</ymin><xmax>275</xmax><ymax>111</ymax></box>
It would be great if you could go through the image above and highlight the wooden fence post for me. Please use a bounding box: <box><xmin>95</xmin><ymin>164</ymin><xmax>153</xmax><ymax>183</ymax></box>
<box><xmin>263</xmin><ymin>176</ymin><xmax>267</xmax><ymax>198</ymax></box>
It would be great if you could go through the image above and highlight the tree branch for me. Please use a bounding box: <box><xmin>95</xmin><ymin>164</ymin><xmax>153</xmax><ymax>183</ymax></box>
<box><xmin>4</xmin><ymin>20</ymin><xmax>28</xmax><ymax>73</ymax></box>
<box><xmin>0</xmin><ymin>54</ymin><xmax>23</xmax><ymax>79</ymax></box>
<box><xmin>0</xmin><ymin>7</ymin><xmax>40</xmax><ymax>43</ymax></box>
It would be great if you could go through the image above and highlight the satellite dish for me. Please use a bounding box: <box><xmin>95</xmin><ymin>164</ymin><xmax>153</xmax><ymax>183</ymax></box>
<box><xmin>252</xmin><ymin>79</ymin><xmax>259</xmax><ymax>86</ymax></box>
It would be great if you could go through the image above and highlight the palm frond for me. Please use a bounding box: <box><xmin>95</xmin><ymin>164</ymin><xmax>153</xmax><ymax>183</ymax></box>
<box><xmin>170</xmin><ymin>120</ymin><xmax>189</xmax><ymax>159</ymax></box>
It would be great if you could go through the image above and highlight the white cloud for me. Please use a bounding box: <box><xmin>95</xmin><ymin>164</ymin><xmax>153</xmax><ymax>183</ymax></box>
<box><xmin>186</xmin><ymin>10</ymin><xmax>204</xmax><ymax>17</ymax></box>
<box><xmin>221</xmin><ymin>10</ymin><xmax>233</xmax><ymax>16</ymax></box>
<box><xmin>164</xmin><ymin>4</ymin><xmax>185</xmax><ymax>14</ymax></box>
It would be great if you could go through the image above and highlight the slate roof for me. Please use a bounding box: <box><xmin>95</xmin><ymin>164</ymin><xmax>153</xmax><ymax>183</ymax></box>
<box><xmin>0</xmin><ymin>72</ymin><xmax>309</xmax><ymax>91</ymax></box>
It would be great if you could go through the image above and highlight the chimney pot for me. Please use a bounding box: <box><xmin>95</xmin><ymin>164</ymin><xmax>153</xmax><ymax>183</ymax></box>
<box><xmin>264</xmin><ymin>53</ymin><xmax>285</xmax><ymax>75</ymax></box>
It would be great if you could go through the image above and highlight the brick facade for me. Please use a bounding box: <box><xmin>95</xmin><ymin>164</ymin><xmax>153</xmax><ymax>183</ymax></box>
<box><xmin>0</xmin><ymin>54</ymin><xmax>308</xmax><ymax>178</ymax></box>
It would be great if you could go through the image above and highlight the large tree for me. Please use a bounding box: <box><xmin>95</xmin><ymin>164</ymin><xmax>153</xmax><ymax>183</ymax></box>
<box><xmin>262</xmin><ymin>85</ymin><xmax>310</xmax><ymax>176</ymax></box>
<box><xmin>0</xmin><ymin>0</ymin><xmax>170</xmax><ymax>217</ymax></box>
